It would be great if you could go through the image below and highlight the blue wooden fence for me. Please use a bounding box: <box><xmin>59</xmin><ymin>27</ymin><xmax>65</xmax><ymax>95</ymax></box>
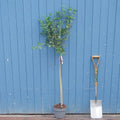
<box><xmin>0</xmin><ymin>0</ymin><xmax>120</xmax><ymax>114</ymax></box>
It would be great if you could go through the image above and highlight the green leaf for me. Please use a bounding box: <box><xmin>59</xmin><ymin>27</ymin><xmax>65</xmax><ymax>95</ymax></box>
<box><xmin>56</xmin><ymin>11</ymin><xmax>59</xmax><ymax>14</ymax></box>
<box><xmin>62</xmin><ymin>51</ymin><xmax>65</xmax><ymax>55</ymax></box>
<box><xmin>37</xmin><ymin>42</ymin><xmax>43</xmax><ymax>50</ymax></box>
<box><xmin>37</xmin><ymin>42</ymin><xmax>43</xmax><ymax>46</ymax></box>
<box><xmin>74</xmin><ymin>9</ymin><xmax>77</xmax><ymax>12</ymax></box>
<box><xmin>62</xmin><ymin>8</ymin><xmax>66</xmax><ymax>12</ymax></box>
<box><xmin>32</xmin><ymin>46</ymin><xmax>38</xmax><ymax>50</ymax></box>
<box><xmin>38</xmin><ymin>46</ymin><xmax>42</xmax><ymax>49</ymax></box>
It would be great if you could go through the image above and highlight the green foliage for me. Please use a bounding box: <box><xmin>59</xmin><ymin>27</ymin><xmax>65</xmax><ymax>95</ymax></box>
<box><xmin>33</xmin><ymin>6</ymin><xmax>77</xmax><ymax>55</ymax></box>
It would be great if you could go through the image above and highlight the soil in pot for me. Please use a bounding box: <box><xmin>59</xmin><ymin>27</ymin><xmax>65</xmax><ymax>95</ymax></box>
<box><xmin>54</xmin><ymin>103</ymin><xmax>66</xmax><ymax>109</ymax></box>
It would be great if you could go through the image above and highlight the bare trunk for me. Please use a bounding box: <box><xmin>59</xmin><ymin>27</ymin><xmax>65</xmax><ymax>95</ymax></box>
<box><xmin>59</xmin><ymin>55</ymin><xmax>63</xmax><ymax>106</ymax></box>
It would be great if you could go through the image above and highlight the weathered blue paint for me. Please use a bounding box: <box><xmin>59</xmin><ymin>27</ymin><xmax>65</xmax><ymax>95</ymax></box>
<box><xmin>0</xmin><ymin>0</ymin><xmax>120</xmax><ymax>114</ymax></box>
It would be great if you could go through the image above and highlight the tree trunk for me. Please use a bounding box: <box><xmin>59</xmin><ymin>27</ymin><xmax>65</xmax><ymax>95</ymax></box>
<box><xmin>59</xmin><ymin>55</ymin><xmax>63</xmax><ymax>106</ymax></box>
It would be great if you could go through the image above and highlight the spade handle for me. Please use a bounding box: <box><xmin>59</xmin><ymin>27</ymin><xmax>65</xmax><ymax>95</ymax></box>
<box><xmin>92</xmin><ymin>56</ymin><xmax>100</xmax><ymax>87</ymax></box>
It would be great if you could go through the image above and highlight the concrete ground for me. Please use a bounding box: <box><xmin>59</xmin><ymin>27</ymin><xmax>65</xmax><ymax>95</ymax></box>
<box><xmin>0</xmin><ymin>115</ymin><xmax>120</xmax><ymax>120</ymax></box>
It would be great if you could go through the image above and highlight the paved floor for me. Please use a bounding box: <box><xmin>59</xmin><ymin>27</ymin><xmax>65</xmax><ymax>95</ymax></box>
<box><xmin>0</xmin><ymin>115</ymin><xmax>120</xmax><ymax>120</ymax></box>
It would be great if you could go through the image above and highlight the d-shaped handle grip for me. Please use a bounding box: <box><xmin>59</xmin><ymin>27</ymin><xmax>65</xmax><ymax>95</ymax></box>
<box><xmin>92</xmin><ymin>55</ymin><xmax>100</xmax><ymax>59</ymax></box>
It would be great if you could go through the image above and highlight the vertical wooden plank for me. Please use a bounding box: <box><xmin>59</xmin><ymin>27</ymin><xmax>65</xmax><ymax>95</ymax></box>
<box><xmin>8</xmin><ymin>0</ymin><xmax>21</xmax><ymax>113</ymax></box>
<box><xmin>0</xmin><ymin>1</ymin><xmax>8</xmax><ymax>113</ymax></box>
<box><xmin>83</xmin><ymin>0</ymin><xmax>93</xmax><ymax>113</ymax></box>
<box><xmin>103</xmin><ymin>0</ymin><xmax>117</xmax><ymax>113</ymax></box>
<box><xmin>69</xmin><ymin>0</ymin><xmax>77</xmax><ymax>113</ymax></box>
<box><xmin>76</xmin><ymin>0</ymin><xmax>85</xmax><ymax>113</ymax></box>
<box><xmin>23</xmin><ymin>0</ymin><xmax>35</xmax><ymax>113</ymax></box>
<box><xmin>116</xmin><ymin>1</ymin><xmax>120</xmax><ymax>113</ymax></box>
<box><xmin>117</xmin><ymin>65</ymin><xmax>120</xmax><ymax>113</ymax></box>
<box><xmin>110</xmin><ymin>0</ymin><xmax>120</xmax><ymax>113</ymax></box>
<box><xmin>0</xmin><ymin>0</ymin><xmax>14</xmax><ymax>113</ymax></box>
<box><xmin>98</xmin><ymin>0</ymin><xmax>109</xmax><ymax>113</ymax></box>
<box><xmin>90</xmin><ymin>0</ymin><xmax>101</xmax><ymax>109</ymax></box>
<box><xmin>61</xmin><ymin>0</ymin><xmax>69</xmax><ymax>113</ymax></box>
<box><xmin>39</xmin><ymin>0</ymin><xmax>48</xmax><ymax>113</ymax></box>
<box><xmin>46</xmin><ymin>0</ymin><xmax>55</xmax><ymax>113</ymax></box>
<box><xmin>54</xmin><ymin>0</ymin><xmax>61</xmax><ymax>106</ymax></box>
<box><xmin>31</xmin><ymin>0</ymin><xmax>42</xmax><ymax>113</ymax></box>
<box><xmin>92</xmin><ymin>0</ymin><xmax>101</xmax><ymax>54</ymax></box>
<box><xmin>0</xmin><ymin>8</ymin><xmax>4</xmax><ymax>113</ymax></box>
<box><xmin>16</xmin><ymin>0</ymin><xmax>28</xmax><ymax>113</ymax></box>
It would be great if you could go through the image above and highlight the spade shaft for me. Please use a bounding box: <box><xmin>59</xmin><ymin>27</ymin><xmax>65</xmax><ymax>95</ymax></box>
<box><xmin>92</xmin><ymin>56</ymin><xmax>100</xmax><ymax>102</ymax></box>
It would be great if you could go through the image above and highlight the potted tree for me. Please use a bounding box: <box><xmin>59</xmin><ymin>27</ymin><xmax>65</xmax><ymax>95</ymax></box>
<box><xmin>33</xmin><ymin>6</ymin><xmax>77</xmax><ymax>118</ymax></box>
